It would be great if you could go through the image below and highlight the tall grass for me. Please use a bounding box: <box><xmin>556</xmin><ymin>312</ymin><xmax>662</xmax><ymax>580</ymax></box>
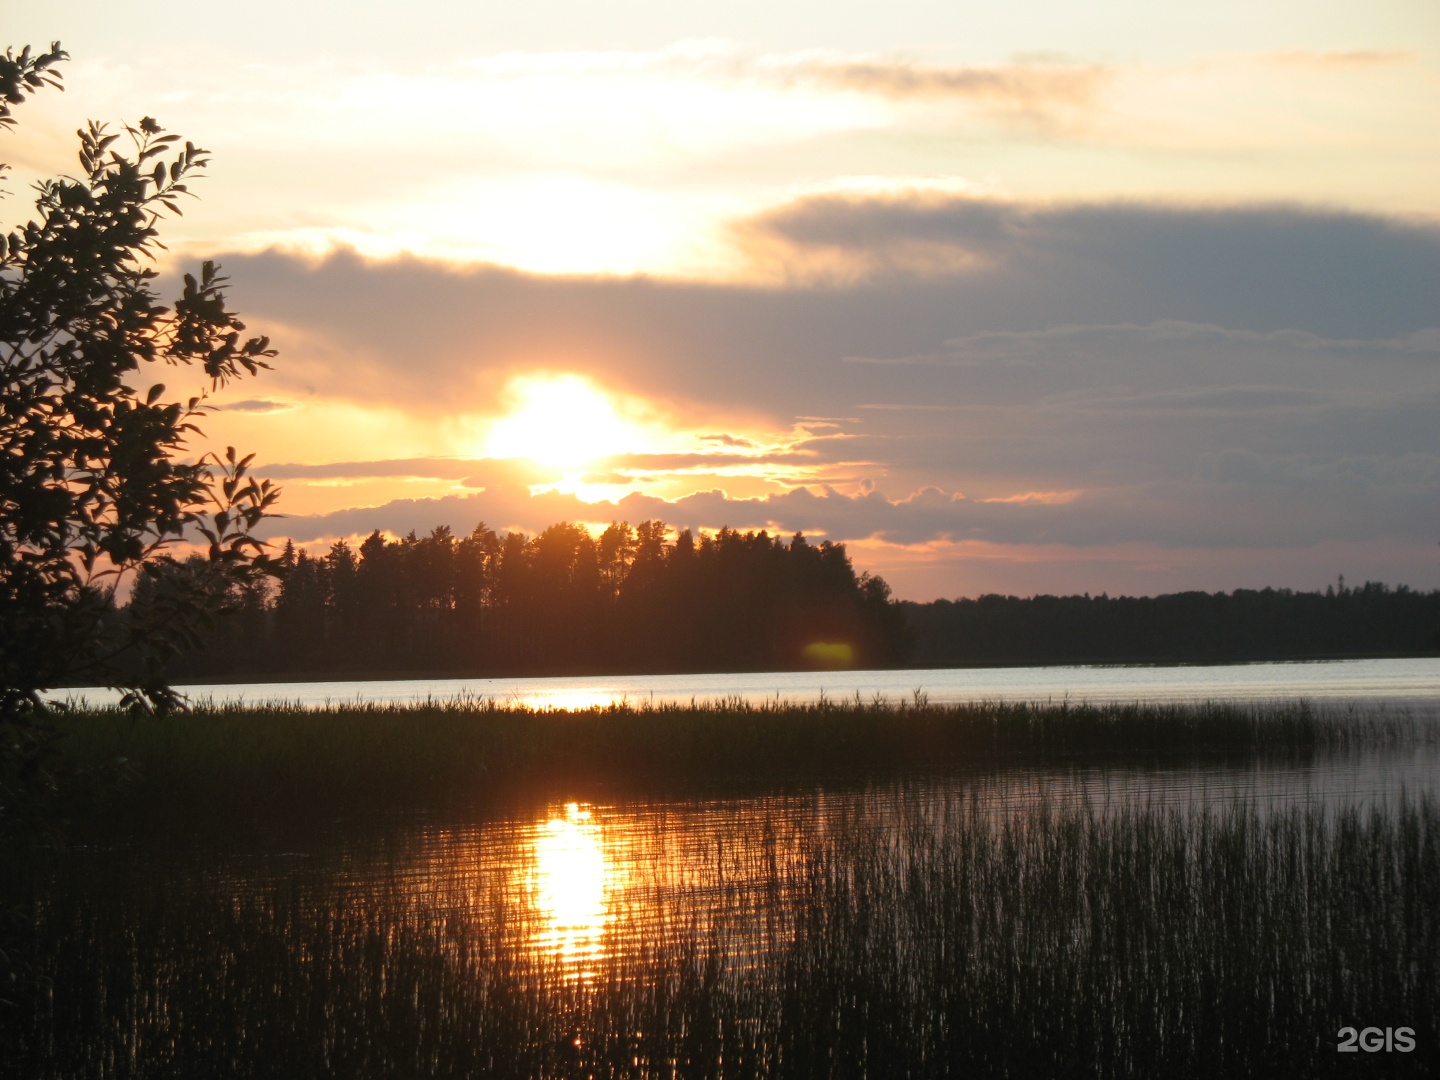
<box><xmin>5</xmin><ymin>790</ymin><xmax>1436</xmax><ymax>1078</ymax></box>
<box><xmin>45</xmin><ymin>697</ymin><xmax>1426</xmax><ymax>821</ymax></box>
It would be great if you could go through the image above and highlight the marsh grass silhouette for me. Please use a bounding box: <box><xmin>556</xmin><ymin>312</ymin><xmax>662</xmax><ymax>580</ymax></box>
<box><xmin>44</xmin><ymin>697</ymin><xmax>1420</xmax><ymax>820</ymax></box>
<box><xmin>5</xmin><ymin>787</ymin><xmax>1436</xmax><ymax>1078</ymax></box>
<box><xmin>6</xmin><ymin>698</ymin><xmax>1432</xmax><ymax>1077</ymax></box>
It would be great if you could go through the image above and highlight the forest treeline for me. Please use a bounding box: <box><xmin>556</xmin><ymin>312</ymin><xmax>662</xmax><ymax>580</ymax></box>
<box><xmin>144</xmin><ymin>521</ymin><xmax>909</xmax><ymax>679</ymax></box>
<box><xmin>901</xmin><ymin>580</ymin><xmax>1440</xmax><ymax>666</ymax></box>
<box><xmin>140</xmin><ymin>522</ymin><xmax>1437</xmax><ymax>681</ymax></box>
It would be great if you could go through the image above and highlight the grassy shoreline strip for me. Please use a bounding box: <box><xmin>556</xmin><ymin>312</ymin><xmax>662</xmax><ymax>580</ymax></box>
<box><xmin>47</xmin><ymin>698</ymin><xmax>1430</xmax><ymax>819</ymax></box>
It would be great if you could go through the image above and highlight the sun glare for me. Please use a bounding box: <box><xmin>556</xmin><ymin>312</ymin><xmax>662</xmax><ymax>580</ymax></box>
<box><xmin>483</xmin><ymin>374</ymin><xmax>642</xmax><ymax>468</ymax></box>
<box><xmin>802</xmin><ymin>641</ymin><xmax>856</xmax><ymax>668</ymax></box>
<box><xmin>530</xmin><ymin>803</ymin><xmax>614</xmax><ymax>976</ymax></box>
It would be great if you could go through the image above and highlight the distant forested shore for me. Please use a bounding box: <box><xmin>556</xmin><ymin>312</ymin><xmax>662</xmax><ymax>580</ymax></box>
<box><xmin>135</xmin><ymin>519</ymin><xmax>1438</xmax><ymax>682</ymax></box>
<box><xmin>901</xmin><ymin>579</ymin><xmax>1440</xmax><ymax>666</ymax></box>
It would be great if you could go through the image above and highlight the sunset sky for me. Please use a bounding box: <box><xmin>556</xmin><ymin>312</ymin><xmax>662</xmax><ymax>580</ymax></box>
<box><xmin>8</xmin><ymin>1</ymin><xmax>1439</xmax><ymax>599</ymax></box>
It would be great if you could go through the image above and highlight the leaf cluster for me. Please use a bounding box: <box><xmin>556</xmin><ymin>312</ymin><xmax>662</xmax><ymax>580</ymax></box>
<box><xmin>0</xmin><ymin>42</ymin><xmax>66</xmax><ymax>132</ymax></box>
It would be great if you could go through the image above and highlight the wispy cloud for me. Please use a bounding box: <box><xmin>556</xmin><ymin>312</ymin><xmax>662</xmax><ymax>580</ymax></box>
<box><xmin>1261</xmin><ymin>50</ymin><xmax>1413</xmax><ymax>70</ymax></box>
<box><xmin>751</xmin><ymin>53</ymin><xmax>1111</xmax><ymax>127</ymax></box>
<box><xmin>212</xmin><ymin>399</ymin><xmax>294</xmax><ymax>413</ymax></box>
<box><xmin>1050</xmin><ymin>386</ymin><xmax>1335</xmax><ymax>415</ymax></box>
<box><xmin>848</xmin><ymin>321</ymin><xmax>1440</xmax><ymax>367</ymax></box>
<box><xmin>257</xmin><ymin>458</ymin><xmax>499</xmax><ymax>481</ymax></box>
<box><xmin>980</xmin><ymin>490</ymin><xmax>1083</xmax><ymax>505</ymax></box>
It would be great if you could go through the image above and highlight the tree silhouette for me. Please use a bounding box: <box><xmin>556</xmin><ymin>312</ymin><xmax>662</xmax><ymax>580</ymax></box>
<box><xmin>901</xmin><ymin>581</ymin><xmax>1440</xmax><ymax>665</ymax></box>
<box><xmin>1</xmin><ymin>43</ymin><xmax>281</xmax><ymax>818</ymax></box>
<box><xmin>164</xmin><ymin>518</ymin><xmax>913</xmax><ymax>679</ymax></box>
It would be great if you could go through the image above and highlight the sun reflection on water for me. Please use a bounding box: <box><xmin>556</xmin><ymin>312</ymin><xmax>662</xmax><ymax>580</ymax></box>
<box><xmin>512</xmin><ymin>690</ymin><xmax>622</xmax><ymax>711</ymax></box>
<box><xmin>529</xmin><ymin>802</ymin><xmax>618</xmax><ymax>978</ymax></box>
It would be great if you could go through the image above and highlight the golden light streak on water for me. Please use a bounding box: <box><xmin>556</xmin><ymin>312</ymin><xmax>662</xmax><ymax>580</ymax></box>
<box><xmin>527</xmin><ymin>802</ymin><xmax>621</xmax><ymax>979</ymax></box>
<box><xmin>511</xmin><ymin>690</ymin><xmax>623</xmax><ymax>711</ymax></box>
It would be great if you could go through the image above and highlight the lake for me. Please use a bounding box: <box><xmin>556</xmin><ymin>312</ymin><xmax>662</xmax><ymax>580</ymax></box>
<box><xmin>55</xmin><ymin>654</ymin><xmax>1440</xmax><ymax>712</ymax></box>
<box><xmin>13</xmin><ymin>661</ymin><xmax>1440</xmax><ymax>1076</ymax></box>
<box><xmin>9</xmin><ymin>738</ymin><xmax>1440</xmax><ymax>1076</ymax></box>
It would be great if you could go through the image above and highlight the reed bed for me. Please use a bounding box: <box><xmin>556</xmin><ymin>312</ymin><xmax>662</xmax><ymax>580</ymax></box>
<box><xmin>43</xmin><ymin>697</ymin><xmax>1426</xmax><ymax>820</ymax></box>
<box><xmin>5</xmin><ymin>790</ymin><xmax>1436</xmax><ymax>1078</ymax></box>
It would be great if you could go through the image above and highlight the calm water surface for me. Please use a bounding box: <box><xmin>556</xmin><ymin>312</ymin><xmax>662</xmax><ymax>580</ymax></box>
<box><xmin>13</xmin><ymin>745</ymin><xmax>1439</xmax><ymax>1076</ymax></box>
<box><xmin>21</xmin><ymin>659</ymin><xmax>1440</xmax><ymax>1075</ymax></box>
<box><xmin>57</xmin><ymin>655</ymin><xmax>1440</xmax><ymax>711</ymax></box>
<box><xmin>28</xmin><ymin>748</ymin><xmax>1440</xmax><ymax>983</ymax></box>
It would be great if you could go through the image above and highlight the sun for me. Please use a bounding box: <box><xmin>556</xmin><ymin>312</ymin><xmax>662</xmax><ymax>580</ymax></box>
<box><xmin>482</xmin><ymin>373</ymin><xmax>641</xmax><ymax>468</ymax></box>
